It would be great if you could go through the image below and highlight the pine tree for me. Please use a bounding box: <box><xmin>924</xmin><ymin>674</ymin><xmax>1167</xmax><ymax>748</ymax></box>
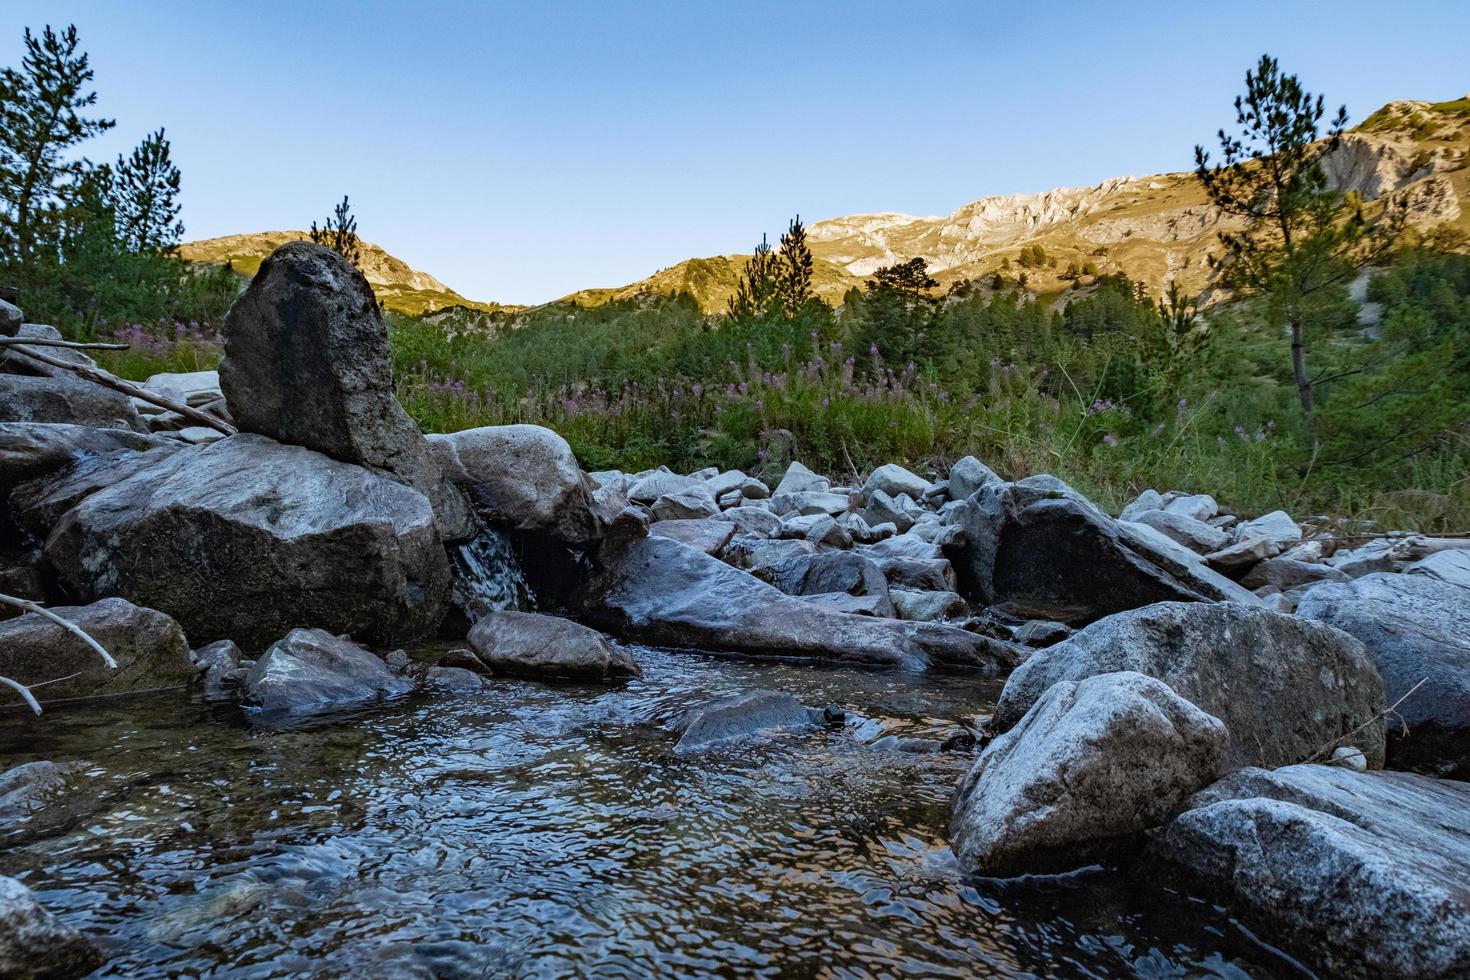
<box><xmin>1195</xmin><ymin>54</ymin><xmax>1404</xmax><ymax>414</ymax></box>
<box><xmin>727</xmin><ymin>233</ymin><xmax>780</xmax><ymax>320</ymax></box>
<box><xmin>310</xmin><ymin>195</ymin><xmax>362</xmax><ymax>268</ymax></box>
<box><xmin>112</xmin><ymin>128</ymin><xmax>183</xmax><ymax>252</ymax></box>
<box><xmin>777</xmin><ymin>214</ymin><xmax>814</xmax><ymax>317</ymax></box>
<box><xmin>0</xmin><ymin>25</ymin><xmax>115</xmax><ymax>262</ymax></box>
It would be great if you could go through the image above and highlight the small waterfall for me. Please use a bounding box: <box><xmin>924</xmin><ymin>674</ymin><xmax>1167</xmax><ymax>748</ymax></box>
<box><xmin>450</xmin><ymin>519</ymin><xmax>533</xmax><ymax>623</ymax></box>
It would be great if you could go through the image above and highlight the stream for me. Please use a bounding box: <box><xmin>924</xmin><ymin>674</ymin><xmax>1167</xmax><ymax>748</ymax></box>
<box><xmin>0</xmin><ymin>647</ymin><xmax>1303</xmax><ymax>978</ymax></box>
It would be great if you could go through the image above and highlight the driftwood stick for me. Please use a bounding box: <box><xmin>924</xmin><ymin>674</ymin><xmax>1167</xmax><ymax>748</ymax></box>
<box><xmin>1307</xmin><ymin>677</ymin><xmax>1427</xmax><ymax>764</ymax></box>
<box><xmin>0</xmin><ymin>336</ymin><xmax>131</xmax><ymax>351</ymax></box>
<box><xmin>7</xmin><ymin>343</ymin><xmax>236</xmax><ymax>436</ymax></box>
<box><xmin>0</xmin><ymin>592</ymin><xmax>118</xmax><ymax>669</ymax></box>
<box><xmin>0</xmin><ymin>675</ymin><xmax>42</xmax><ymax>716</ymax></box>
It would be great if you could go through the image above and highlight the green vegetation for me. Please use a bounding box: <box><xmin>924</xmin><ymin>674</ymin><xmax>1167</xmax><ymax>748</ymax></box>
<box><xmin>309</xmin><ymin>195</ymin><xmax>362</xmax><ymax>268</ymax></box>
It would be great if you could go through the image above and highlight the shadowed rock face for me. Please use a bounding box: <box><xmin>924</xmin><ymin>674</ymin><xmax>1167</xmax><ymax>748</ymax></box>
<box><xmin>0</xmin><ymin>875</ymin><xmax>105</xmax><ymax>977</ymax></box>
<box><xmin>0</xmin><ymin>597</ymin><xmax>194</xmax><ymax>702</ymax></box>
<box><xmin>219</xmin><ymin>241</ymin><xmax>469</xmax><ymax>540</ymax></box>
<box><xmin>952</xmin><ymin>671</ymin><xmax>1227</xmax><ymax>876</ymax></box>
<box><xmin>44</xmin><ymin>434</ymin><xmax>450</xmax><ymax>652</ymax></box>
<box><xmin>1154</xmin><ymin>764</ymin><xmax>1470</xmax><ymax>980</ymax></box>
<box><xmin>992</xmin><ymin>601</ymin><xmax>1386</xmax><ymax>770</ymax></box>
<box><xmin>575</xmin><ymin>534</ymin><xmax>1019</xmax><ymax>672</ymax></box>
<box><xmin>0</xmin><ymin>373</ymin><xmax>147</xmax><ymax>432</ymax></box>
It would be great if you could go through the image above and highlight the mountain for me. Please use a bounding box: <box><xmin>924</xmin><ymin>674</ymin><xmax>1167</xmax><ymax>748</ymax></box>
<box><xmin>177</xmin><ymin>231</ymin><xmax>517</xmax><ymax>317</ymax></box>
<box><xmin>567</xmin><ymin>97</ymin><xmax>1470</xmax><ymax>312</ymax></box>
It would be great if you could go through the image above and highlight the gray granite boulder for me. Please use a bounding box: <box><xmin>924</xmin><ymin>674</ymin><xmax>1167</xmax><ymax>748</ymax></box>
<box><xmin>244</xmin><ymin>628</ymin><xmax>413</xmax><ymax>716</ymax></box>
<box><xmin>467</xmin><ymin>610</ymin><xmax>638</xmax><ymax>682</ymax></box>
<box><xmin>675</xmin><ymin>690</ymin><xmax>826</xmax><ymax>755</ymax></box>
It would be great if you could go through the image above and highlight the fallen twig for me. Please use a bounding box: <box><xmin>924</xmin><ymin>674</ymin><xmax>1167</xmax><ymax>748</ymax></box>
<box><xmin>0</xmin><ymin>336</ymin><xmax>131</xmax><ymax>351</ymax></box>
<box><xmin>0</xmin><ymin>675</ymin><xmax>42</xmax><ymax>715</ymax></box>
<box><xmin>0</xmin><ymin>592</ymin><xmax>118</xmax><ymax>669</ymax></box>
<box><xmin>6</xmin><ymin>343</ymin><xmax>236</xmax><ymax>436</ymax></box>
<box><xmin>1307</xmin><ymin>677</ymin><xmax>1427</xmax><ymax>764</ymax></box>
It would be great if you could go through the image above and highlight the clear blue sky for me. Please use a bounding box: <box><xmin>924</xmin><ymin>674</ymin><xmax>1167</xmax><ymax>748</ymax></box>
<box><xmin>3</xmin><ymin>1</ymin><xmax>1466</xmax><ymax>304</ymax></box>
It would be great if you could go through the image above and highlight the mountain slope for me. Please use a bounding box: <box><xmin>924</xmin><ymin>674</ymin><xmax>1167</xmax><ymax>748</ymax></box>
<box><xmin>178</xmin><ymin>231</ymin><xmax>516</xmax><ymax>316</ymax></box>
<box><xmin>570</xmin><ymin>98</ymin><xmax>1470</xmax><ymax>312</ymax></box>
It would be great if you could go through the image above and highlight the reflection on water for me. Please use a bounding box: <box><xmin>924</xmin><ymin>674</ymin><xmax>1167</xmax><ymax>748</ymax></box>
<box><xmin>0</xmin><ymin>648</ymin><xmax>1297</xmax><ymax>978</ymax></box>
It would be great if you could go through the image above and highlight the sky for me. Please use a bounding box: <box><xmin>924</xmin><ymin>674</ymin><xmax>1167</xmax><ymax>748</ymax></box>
<box><xmin>2</xmin><ymin>1</ymin><xmax>1466</xmax><ymax>305</ymax></box>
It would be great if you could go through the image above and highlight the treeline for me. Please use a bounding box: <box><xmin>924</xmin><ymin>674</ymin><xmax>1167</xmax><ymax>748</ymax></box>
<box><xmin>0</xmin><ymin>24</ymin><xmax>236</xmax><ymax>333</ymax></box>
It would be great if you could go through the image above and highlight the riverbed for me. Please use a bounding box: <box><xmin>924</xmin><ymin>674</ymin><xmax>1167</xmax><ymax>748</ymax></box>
<box><xmin>1</xmin><ymin>648</ymin><xmax>1303</xmax><ymax>977</ymax></box>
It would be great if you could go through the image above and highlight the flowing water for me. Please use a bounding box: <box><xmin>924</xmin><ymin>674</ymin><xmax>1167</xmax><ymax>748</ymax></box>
<box><xmin>0</xmin><ymin>647</ymin><xmax>1304</xmax><ymax>978</ymax></box>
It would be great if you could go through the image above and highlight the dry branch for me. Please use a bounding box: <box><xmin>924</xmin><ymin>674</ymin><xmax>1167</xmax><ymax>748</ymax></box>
<box><xmin>1307</xmin><ymin>677</ymin><xmax>1427</xmax><ymax>764</ymax></box>
<box><xmin>0</xmin><ymin>675</ymin><xmax>42</xmax><ymax>715</ymax></box>
<box><xmin>0</xmin><ymin>592</ymin><xmax>118</xmax><ymax>669</ymax></box>
<box><xmin>0</xmin><ymin>336</ymin><xmax>130</xmax><ymax>351</ymax></box>
<box><xmin>6</xmin><ymin>343</ymin><xmax>236</xmax><ymax>436</ymax></box>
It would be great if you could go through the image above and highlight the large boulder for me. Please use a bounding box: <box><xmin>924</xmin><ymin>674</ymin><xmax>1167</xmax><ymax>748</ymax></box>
<box><xmin>749</xmin><ymin>549</ymin><xmax>889</xmax><ymax>601</ymax></box>
<box><xmin>9</xmin><ymin>444</ymin><xmax>182</xmax><ymax>538</ymax></box>
<box><xmin>1297</xmin><ymin>573</ymin><xmax>1470</xmax><ymax>778</ymax></box>
<box><xmin>863</xmin><ymin>463</ymin><xmax>929</xmax><ymax>501</ymax></box>
<box><xmin>0</xmin><ymin>875</ymin><xmax>104</xmax><ymax>977</ymax></box>
<box><xmin>575</xmin><ymin>535</ymin><xmax>1019</xmax><ymax>671</ymax></box>
<box><xmin>0</xmin><ymin>373</ymin><xmax>147</xmax><ymax>432</ymax></box>
<box><xmin>219</xmin><ymin>242</ymin><xmax>467</xmax><ymax>538</ymax></box>
<box><xmin>993</xmin><ymin>602</ymin><xmax>1386</xmax><ymax>770</ymax></box>
<box><xmin>952</xmin><ymin>671</ymin><xmax>1227</xmax><ymax>875</ymax></box>
<box><xmin>1405</xmin><ymin>549</ymin><xmax>1470</xmax><ymax>591</ymax></box>
<box><xmin>467</xmin><ymin>610</ymin><xmax>639</xmax><ymax>682</ymax></box>
<box><xmin>426</xmin><ymin>424</ymin><xmax>607</xmax><ymax>543</ymax></box>
<box><xmin>0</xmin><ymin>298</ymin><xmax>21</xmax><ymax>336</ymax></box>
<box><xmin>244</xmin><ymin>628</ymin><xmax>413</xmax><ymax>716</ymax></box>
<box><xmin>950</xmin><ymin>476</ymin><xmax>1258</xmax><ymax>625</ymax></box>
<box><xmin>1154</xmin><ymin>764</ymin><xmax>1470</xmax><ymax>979</ymax></box>
<box><xmin>0</xmin><ymin>597</ymin><xmax>194</xmax><ymax>703</ymax></box>
<box><xmin>44</xmin><ymin>434</ymin><xmax>451</xmax><ymax>651</ymax></box>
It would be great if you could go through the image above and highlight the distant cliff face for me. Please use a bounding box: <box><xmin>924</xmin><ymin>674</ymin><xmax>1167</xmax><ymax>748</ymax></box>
<box><xmin>177</xmin><ymin>232</ymin><xmax>513</xmax><ymax>316</ymax></box>
<box><xmin>572</xmin><ymin>98</ymin><xmax>1469</xmax><ymax>312</ymax></box>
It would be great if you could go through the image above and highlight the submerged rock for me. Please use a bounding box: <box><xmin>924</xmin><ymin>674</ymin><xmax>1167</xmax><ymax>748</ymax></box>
<box><xmin>992</xmin><ymin>602</ymin><xmax>1385</xmax><ymax>770</ymax></box>
<box><xmin>1154</xmin><ymin>764</ymin><xmax>1470</xmax><ymax>979</ymax></box>
<box><xmin>951</xmin><ymin>671</ymin><xmax>1227</xmax><ymax>876</ymax></box>
<box><xmin>45</xmin><ymin>434</ymin><xmax>450</xmax><ymax>651</ymax></box>
<box><xmin>467</xmin><ymin>610</ymin><xmax>639</xmax><ymax>682</ymax></box>
<box><xmin>0</xmin><ymin>597</ymin><xmax>194</xmax><ymax>703</ymax></box>
<box><xmin>675</xmin><ymin>690</ymin><xmax>825</xmax><ymax>754</ymax></box>
<box><xmin>577</xmin><ymin>535</ymin><xmax>1019</xmax><ymax>671</ymax></box>
<box><xmin>0</xmin><ymin>761</ymin><xmax>83</xmax><ymax>822</ymax></box>
<box><xmin>0</xmin><ymin>875</ymin><xmax>105</xmax><ymax>977</ymax></box>
<box><xmin>244</xmin><ymin>628</ymin><xmax>413</xmax><ymax>716</ymax></box>
<box><xmin>1297</xmin><ymin>573</ymin><xmax>1470</xmax><ymax>778</ymax></box>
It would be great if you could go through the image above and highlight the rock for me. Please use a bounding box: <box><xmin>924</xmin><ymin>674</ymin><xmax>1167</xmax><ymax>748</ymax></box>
<box><xmin>687</xmin><ymin>465</ymin><xmax>719</xmax><ymax>481</ymax></box>
<box><xmin>993</xmin><ymin>601</ymin><xmax>1386</xmax><ymax>770</ymax></box>
<box><xmin>0</xmin><ymin>324</ymin><xmax>93</xmax><ymax>376</ymax></box>
<box><xmin>773</xmin><ymin>460</ymin><xmax>827</xmax><ymax>495</ymax></box>
<box><xmin>577</xmin><ymin>535</ymin><xmax>1019</xmax><ymax>671</ymax></box>
<box><xmin>1330</xmin><ymin>538</ymin><xmax>1405</xmax><ymax>577</ymax></box>
<box><xmin>426</xmin><ymin>425</ymin><xmax>606</xmax><ymax>543</ymax></box>
<box><xmin>869</xmin><ymin>555</ymin><xmax>957</xmax><ymax>592</ymax></box>
<box><xmin>1203</xmin><ymin>535</ymin><xmax>1281</xmax><ymax>575</ymax></box>
<box><xmin>0</xmin><ymin>762</ymin><xmax>81</xmax><ymax>822</ymax></box>
<box><xmin>837</xmin><ymin>511</ymin><xmax>875</xmax><ymax>542</ymax></box>
<box><xmin>1405</xmin><ymin>549</ymin><xmax>1470</xmax><ymax>591</ymax></box>
<box><xmin>244</xmin><ymin>628</ymin><xmax>413</xmax><ymax>716</ymax></box>
<box><xmin>221</xmin><ymin>242</ymin><xmax>430</xmax><ymax>480</ymax></box>
<box><xmin>714</xmin><ymin>506</ymin><xmax>782</xmax><ymax>538</ymax></box>
<box><xmin>0</xmin><ymin>373</ymin><xmax>148</xmax><ymax>432</ymax></box>
<box><xmin>0</xmin><ymin>298</ymin><xmax>21</xmax><ymax>336</ymax></box>
<box><xmin>770</xmin><ymin>490</ymin><xmax>851</xmax><ymax>517</ymax></box>
<box><xmin>701</xmin><ymin>469</ymin><xmax>747</xmax><ymax>500</ymax></box>
<box><xmin>1164</xmin><ymin>493</ymin><xmax>1218</xmax><ymax>522</ymax></box>
<box><xmin>865</xmin><ymin>533</ymin><xmax>941</xmax><ymax>561</ymax></box>
<box><xmin>863</xmin><ymin>463</ymin><xmax>929</xmax><ymax>501</ymax></box>
<box><xmin>778</xmin><ymin>513</ymin><xmax>851</xmax><ymax>548</ymax></box>
<box><xmin>193</xmin><ymin>639</ymin><xmax>243</xmax><ymax>702</ymax></box>
<box><xmin>650</xmin><ymin>484</ymin><xmax>720</xmax><ymax>522</ymax></box>
<box><xmin>1153</xmin><ymin>764</ymin><xmax>1470</xmax><ymax>979</ymax></box>
<box><xmin>0</xmin><ymin>597</ymin><xmax>194</xmax><ymax>703</ymax></box>
<box><xmin>0</xmin><ymin>421</ymin><xmax>171</xmax><ymax>486</ymax></box>
<box><xmin>648</xmin><ymin>518</ymin><xmax>736</xmax><ymax>556</ymax></box>
<box><xmin>1240</xmin><ymin>556</ymin><xmax>1349</xmax><ymax>592</ymax></box>
<box><xmin>1238</xmin><ymin>509</ymin><xmax>1302</xmax><ymax>549</ymax></box>
<box><xmin>1297</xmin><ymin>573</ymin><xmax>1470</xmax><ymax>778</ymax></box>
<box><xmin>1118</xmin><ymin>488</ymin><xmax>1164</xmax><ymax>522</ymax></box>
<box><xmin>675</xmin><ymin>690</ymin><xmax>824</xmax><ymax>754</ymax></box>
<box><xmin>44</xmin><ymin>434</ymin><xmax>451</xmax><ymax>651</ymax></box>
<box><xmin>1012</xmin><ymin>620</ymin><xmax>1071</xmax><ymax>647</ymax></box>
<box><xmin>951</xmin><ymin>476</ymin><xmax>1259</xmax><ymax>625</ymax></box>
<box><xmin>418</xmin><ymin>665</ymin><xmax>492</xmax><ymax>692</ymax></box>
<box><xmin>952</xmin><ymin>671</ymin><xmax>1227</xmax><ymax>875</ymax></box>
<box><xmin>626</xmin><ymin>469</ymin><xmax>697</xmax><ymax>503</ymax></box>
<box><xmin>467</xmin><ymin>610</ymin><xmax>638</xmax><ymax>682</ymax></box>
<box><xmin>1128</xmin><ymin>510</ymin><xmax>1229</xmax><ymax>554</ymax></box>
<box><xmin>1331</xmin><ymin>745</ymin><xmax>1369</xmax><ymax>771</ymax></box>
<box><xmin>0</xmin><ymin>875</ymin><xmax>105</xmax><ymax>977</ymax></box>
<box><xmin>799</xmin><ymin>592</ymin><xmax>893</xmax><ymax>617</ymax></box>
<box><xmin>751</xmin><ymin>550</ymin><xmax>889</xmax><ymax>600</ymax></box>
<box><xmin>948</xmin><ymin>456</ymin><xmax>1002</xmax><ymax>501</ymax></box>
<box><xmin>141</xmin><ymin>370</ymin><xmax>222</xmax><ymax>407</ymax></box>
<box><xmin>9</xmin><ymin>444</ymin><xmax>182</xmax><ymax>537</ymax></box>
<box><xmin>889</xmin><ymin>589</ymin><xmax>966</xmax><ymax>621</ymax></box>
<box><xmin>860</xmin><ymin>489</ymin><xmax>915</xmax><ymax>533</ymax></box>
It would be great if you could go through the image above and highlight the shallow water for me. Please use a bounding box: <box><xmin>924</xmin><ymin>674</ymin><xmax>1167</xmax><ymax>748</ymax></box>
<box><xmin>1</xmin><ymin>648</ymin><xmax>1302</xmax><ymax>978</ymax></box>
